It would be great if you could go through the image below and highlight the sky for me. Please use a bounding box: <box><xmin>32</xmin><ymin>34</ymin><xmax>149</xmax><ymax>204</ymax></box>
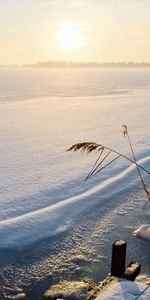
<box><xmin>0</xmin><ymin>0</ymin><xmax>150</xmax><ymax>64</ymax></box>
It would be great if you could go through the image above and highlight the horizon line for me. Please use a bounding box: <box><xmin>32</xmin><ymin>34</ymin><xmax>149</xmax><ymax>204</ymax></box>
<box><xmin>1</xmin><ymin>61</ymin><xmax>150</xmax><ymax>68</ymax></box>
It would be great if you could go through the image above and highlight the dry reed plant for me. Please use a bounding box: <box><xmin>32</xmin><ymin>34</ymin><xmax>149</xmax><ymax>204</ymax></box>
<box><xmin>67</xmin><ymin>125</ymin><xmax>150</xmax><ymax>202</ymax></box>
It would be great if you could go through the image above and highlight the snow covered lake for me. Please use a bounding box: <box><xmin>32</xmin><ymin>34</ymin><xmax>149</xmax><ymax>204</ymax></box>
<box><xmin>0</xmin><ymin>68</ymin><xmax>150</xmax><ymax>298</ymax></box>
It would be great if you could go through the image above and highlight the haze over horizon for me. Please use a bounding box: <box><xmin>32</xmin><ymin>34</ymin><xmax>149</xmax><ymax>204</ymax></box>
<box><xmin>0</xmin><ymin>0</ymin><xmax>150</xmax><ymax>65</ymax></box>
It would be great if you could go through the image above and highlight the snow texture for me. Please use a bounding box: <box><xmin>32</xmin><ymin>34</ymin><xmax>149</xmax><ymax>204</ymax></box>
<box><xmin>96</xmin><ymin>281</ymin><xmax>150</xmax><ymax>300</ymax></box>
<box><xmin>0</xmin><ymin>68</ymin><xmax>150</xmax><ymax>248</ymax></box>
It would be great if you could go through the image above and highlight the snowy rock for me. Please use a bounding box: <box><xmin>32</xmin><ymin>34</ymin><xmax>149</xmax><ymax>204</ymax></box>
<box><xmin>133</xmin><ymin>224</ymin><xmax>150</xmax><ymax>241</ymax></box>
<box><xmin>136</xmin><ymin>275</ymin><xmax>150</xmax><ymax>286</ymax></box>
<box><xmin>43</xmin><ymin>280</ymin><xmax>93</xmax><ymax>299</ymax></box>
<box><xmin>14</xmin><ymin>294</ymin><xmax>26</xmax><ymax>300</ymax></box>
<box><xmin>3</xmin><ymin>287</ymin><xmax>24</xmax><ymax>294</ymax></box>
<box><xmin>4</xmin><ymin>293</ymin><xmax>26</xmax><ymax>300</ymax></box>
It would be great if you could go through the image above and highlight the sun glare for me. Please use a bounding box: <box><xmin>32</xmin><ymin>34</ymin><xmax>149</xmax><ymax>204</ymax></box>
<box><xmin>57</xmin><ymin>22</ymin><xmax>81</xmax><ymax>49</ymax></box>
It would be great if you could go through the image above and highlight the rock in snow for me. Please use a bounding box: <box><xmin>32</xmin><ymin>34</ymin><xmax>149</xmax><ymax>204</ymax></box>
<box><xmin>43</xmin><ymin>277</ymin><xmax>150</xmax><ymax>300</ymax></box>
<box><xmin>43</xmin><ymin>280</ymin><xmax>94</xmax><ymax>299</ymax></box>
<box><xmin>3</xmin><ymin>294</ymin><xmax>26</xmax><ymax>300</ymax></box>
<box><xmin>133</xmin><ymin>224</ymin><xmax>150</xmax><ymax>241</ymax></box>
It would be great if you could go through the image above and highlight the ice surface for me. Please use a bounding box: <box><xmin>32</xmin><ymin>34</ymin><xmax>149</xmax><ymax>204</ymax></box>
<box><xmin>0</xmin><ymin>69</ymin><xmax>150</xmax><ymax>249</ymax></box>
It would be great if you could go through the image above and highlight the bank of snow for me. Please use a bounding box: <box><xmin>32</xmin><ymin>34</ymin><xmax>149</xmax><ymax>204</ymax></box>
<box><xmin>96</xmin><ymin>280</ymin><xmax>150</xmax><ymax>300</ymax></box>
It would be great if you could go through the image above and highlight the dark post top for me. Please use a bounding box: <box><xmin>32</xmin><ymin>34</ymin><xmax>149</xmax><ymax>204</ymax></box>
<box><xmin>111</xmin><ymin>240</ymin><xmax>127</xmax><ymax>277</ymax></box>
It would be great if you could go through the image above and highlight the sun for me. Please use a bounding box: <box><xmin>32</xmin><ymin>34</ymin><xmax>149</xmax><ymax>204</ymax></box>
<box><xmin>57</xmin><ymin>22</ymin><xmax>81</xmax><ymax>49</ymax></box>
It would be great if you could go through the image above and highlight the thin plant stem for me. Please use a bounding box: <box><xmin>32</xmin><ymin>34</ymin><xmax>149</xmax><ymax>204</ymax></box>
<box><xmin>86</xmin><ymin>148</ymin><xmax>104</xmax><ymax>180</ymax></box>
<box><xmin>134</xmin><ymin>285</ymin><xmax>150</xmax><ymax>300</ymax></box>
<box><xmin>93</xmin><ymin>155</ymin><xmax>121</xmax><ymax>176</ymax></box>
<box><xmin>122</xmin><ymin>125</ymin><xmax>150</xmax><ymax>202</ymax></box>
<box><xmin>86</xmin><ymin>150</ymin><xmax>111</xmax><ymax>180</ymax></box>
<box><xmin>127</xmin><ymin>134</ymin><xmax>148</xmax><ymax>193</ymax></box>
<box><xmin>96</xmin><ymin>145</ymin><xmax>150</xmax><ymax>176</ymax></box>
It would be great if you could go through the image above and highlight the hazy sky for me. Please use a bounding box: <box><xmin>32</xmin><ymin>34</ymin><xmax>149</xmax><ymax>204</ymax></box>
<box><xmin>0</xmin><ymin>0</ymin><xmax>150</xmax><ymax>64</ymax></box>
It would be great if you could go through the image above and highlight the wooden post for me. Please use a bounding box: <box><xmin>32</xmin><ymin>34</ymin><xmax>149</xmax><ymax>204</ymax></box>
<box><xmin>123</xmin><ymin>262</ymin><xmax>141</xmax><ymax>281</ymax></box>
<box><xmin>111</xmin><ymin>240</ymin><xmax>127</xmax><ymax>277</ymax></box>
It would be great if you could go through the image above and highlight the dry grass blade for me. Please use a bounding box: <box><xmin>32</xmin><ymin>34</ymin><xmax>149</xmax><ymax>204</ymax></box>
<box><xmin>67</xmin><ymin>142</ymin><xmax>150</xmax><ymax>176</ymax></box>
<box><xmin>66</xmin><ymin>142</ymin><xmax>102</xmax><ymax>154</ymax></box>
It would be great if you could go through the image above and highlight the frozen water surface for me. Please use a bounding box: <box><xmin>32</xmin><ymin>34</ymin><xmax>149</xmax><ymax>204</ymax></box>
<box><xmin>0</xmin><ymin>68</ymin><xmax>150</xmax><ymax>298</ymax></box>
